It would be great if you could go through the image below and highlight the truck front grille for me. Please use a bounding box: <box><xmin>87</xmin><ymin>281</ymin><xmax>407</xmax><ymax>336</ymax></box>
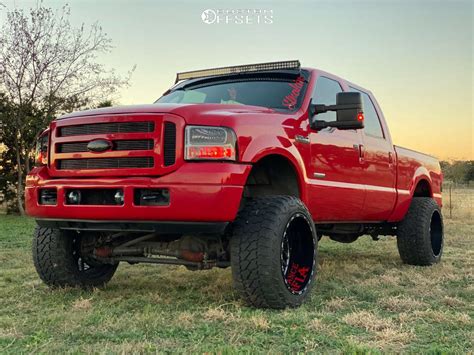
<box><xmin>51</xmin><ymin>116</ymin><xmax>179</xmax><ymax>177</ymax></box>
<box><xmin>57</xmin><ymin>157</ymin><xmax>154</xmax><ymax>170</ymax></box>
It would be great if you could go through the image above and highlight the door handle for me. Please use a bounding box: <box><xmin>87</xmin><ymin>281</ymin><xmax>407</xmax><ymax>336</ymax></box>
<box><xmin>358</xmin><ymin>144</ymin><xmax>365</xmax><ymax>162</ymax></box>
<box><xmin>388</xmin><ymin>152</ymin><xmax>394</xmax><ymax>165</ymax></box>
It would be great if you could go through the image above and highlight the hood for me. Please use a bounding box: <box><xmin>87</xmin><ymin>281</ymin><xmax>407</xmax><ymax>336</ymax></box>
<box><xmin>56</xmin><ymin>103</ymin><xmax>277</xmax><ymax>126</ymax></box>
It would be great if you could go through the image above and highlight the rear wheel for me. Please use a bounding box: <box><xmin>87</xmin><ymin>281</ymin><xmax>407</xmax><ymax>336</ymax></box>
<box><xmin>230</xmin><ymin>196</ymin><xmax>317</xmax><ymax>309</ymax></box>
<box><xmin>397</xmin><ymin>197</ymin><xmax>444</xmax><ymax>266</ymax></box>
<box><xmin>32</xmin><ymin>227</ymin><xmax>118</xmax><ymax>288</ymax></box>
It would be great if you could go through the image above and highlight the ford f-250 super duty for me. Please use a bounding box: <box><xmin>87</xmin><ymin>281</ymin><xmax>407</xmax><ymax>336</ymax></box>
<box><xmin>26</xmin><ymin>61</ymin><xmax>443</xmax><ymax>309</ymax></box>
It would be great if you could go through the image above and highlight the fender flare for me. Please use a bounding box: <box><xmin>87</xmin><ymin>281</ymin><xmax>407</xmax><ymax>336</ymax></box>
<box><xmin>243</xmin><ymin>140</ymin><xmax>308</xmax><ymax>202</ymax></box>
<box><xmin>410</xmin><ymin>166</ymin><xmax>433</xmax><ymax>197</ymax></box>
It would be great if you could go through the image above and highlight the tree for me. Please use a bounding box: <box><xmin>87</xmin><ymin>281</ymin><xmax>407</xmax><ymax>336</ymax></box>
<box><xmin>0</xmin><ymin>3</ymin><xmax>133</xmax><ymax>214</ymax></box>
<box><xmin>440</xmin><ymin>160</ymin><xmax>474</xmax><ymax>183</ymax></box>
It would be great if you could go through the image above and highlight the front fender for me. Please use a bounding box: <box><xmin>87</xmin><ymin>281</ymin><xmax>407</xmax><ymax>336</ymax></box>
<box><xmin>240</xmin><ymin>134</ymin><xmax>308</xmax><ymax>201</ymax></box>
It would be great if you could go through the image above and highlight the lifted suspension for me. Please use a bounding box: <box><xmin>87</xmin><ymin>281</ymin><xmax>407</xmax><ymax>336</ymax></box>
<box><xmin>92</xmin><ymin>234</ymin><xmax>230</xmax><ymax>270</ymax></box>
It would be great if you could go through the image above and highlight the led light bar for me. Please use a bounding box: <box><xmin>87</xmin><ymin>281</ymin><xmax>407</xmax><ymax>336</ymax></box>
<box><xmin>175</xmin><ymin>60</ymin><xmax>301</xmax><ymax>83</ymax></box>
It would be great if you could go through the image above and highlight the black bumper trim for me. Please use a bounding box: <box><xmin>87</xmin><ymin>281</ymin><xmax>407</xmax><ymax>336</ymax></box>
<box><xmin>35</xmin><ymin>218</ymin><xmax>229</xmax><ymax>234</ymax></box>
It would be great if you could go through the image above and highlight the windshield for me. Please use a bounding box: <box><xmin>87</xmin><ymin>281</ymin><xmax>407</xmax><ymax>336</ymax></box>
<box><xmin>156</xmin><ymin>71</ymin><xmax>309</xmax><ymax>111</ymax></box>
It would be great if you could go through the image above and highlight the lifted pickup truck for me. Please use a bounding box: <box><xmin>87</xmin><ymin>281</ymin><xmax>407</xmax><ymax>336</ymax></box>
<box><xmin>26</xmin><ymin>61</ymin><xmax>444</xmax><ymax>309</ymax></box>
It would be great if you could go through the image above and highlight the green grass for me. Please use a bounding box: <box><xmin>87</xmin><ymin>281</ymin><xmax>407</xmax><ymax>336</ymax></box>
<box><xmin>0</xmin><ymin>215</ymin><xmax>472</xmax><ymax>353</ymax></box>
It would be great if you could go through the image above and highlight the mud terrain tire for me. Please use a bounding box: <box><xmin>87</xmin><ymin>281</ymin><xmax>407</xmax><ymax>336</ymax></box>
<box><xmin>397</xmin><ymin>197</ymin><xmax>444</xmax><ymax>266</ymax></box>
<box><xmin>33</xmin><ymin>227</ymin><xmax>117</xmax><ymax>287</ymax></box>
<box><xmin>230</xmin><ymin>196</ymin><xmax>317</xmax><ymax>309</ymax></box>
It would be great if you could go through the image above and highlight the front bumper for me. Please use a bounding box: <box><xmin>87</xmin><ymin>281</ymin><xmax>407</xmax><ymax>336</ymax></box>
<box><xmin>26</xmin><ymin>162</ymin><xmax>251</xmax><ymax>224</ymax></box>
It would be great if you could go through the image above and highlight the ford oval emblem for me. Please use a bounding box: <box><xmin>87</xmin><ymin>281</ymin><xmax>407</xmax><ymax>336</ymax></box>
<box><xmin>87</xmin><ymin>139</ymin><xmax>112</xmax><ymax>152</ymax></box>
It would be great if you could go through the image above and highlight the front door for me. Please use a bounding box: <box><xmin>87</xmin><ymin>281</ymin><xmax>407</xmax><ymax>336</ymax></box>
<box><xmin>349</xmin><ymin>88</ymin><xmax>397</xmax><ymax>220</ymax></box>
<box><xmin>307</xmin><ymin>76</ymin><xmax>366</xmax><ymax>222</ymax></box>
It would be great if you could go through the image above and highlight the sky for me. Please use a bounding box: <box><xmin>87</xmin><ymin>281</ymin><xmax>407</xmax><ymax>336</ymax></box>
<box><xmin>1</xmin><ymin>0</ymin><xmax>473</xmax><ymax>160</ymax></box>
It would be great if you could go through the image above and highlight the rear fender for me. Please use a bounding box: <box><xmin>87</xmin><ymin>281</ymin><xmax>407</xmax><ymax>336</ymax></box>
<box><xmin>388</xmin><ymin>167</ymin><xmax>434</xmax><ymax>222</ymax></box>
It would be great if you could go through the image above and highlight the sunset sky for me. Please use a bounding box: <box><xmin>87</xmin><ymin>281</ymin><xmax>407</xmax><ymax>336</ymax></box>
<box><xmin>1</xmin><ymin>0</ymin><xmax>472</xmax><ymax>160</ymax></box>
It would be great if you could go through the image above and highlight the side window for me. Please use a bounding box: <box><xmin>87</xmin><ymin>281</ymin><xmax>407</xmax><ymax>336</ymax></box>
<box><xmin>312</xmin><ymin>76</ymin><xmax>343</xmax><ymax>122</ymax></box>
<box><xmin>349</xmin><ymin>87</ymin><xmax>384</xmax><ymax>138</ymax></box>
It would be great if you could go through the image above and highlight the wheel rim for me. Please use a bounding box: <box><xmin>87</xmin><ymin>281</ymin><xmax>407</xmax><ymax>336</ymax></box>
<box><xmin>280</xmin><ymin>213</ymin><xmax>315</xmax><ymax>295</ymax></box>
<box><xmin>430</xmin><ymin>210</ymin><xmax>443</xmax><ymax>257</ymax></box>
<box><xmin>72</xmin><ymin>235</ymin><xmax>110</xmax><ymax>277</ymax></box>
<box><xmin>72</xmin><ymin>236</ymin><xmax>94</xmax><ymax>272</ymax></box>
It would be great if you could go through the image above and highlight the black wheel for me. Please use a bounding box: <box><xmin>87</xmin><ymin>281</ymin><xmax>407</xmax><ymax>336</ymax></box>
<box><xmin>32</xmin><ymin>227</ymin><xmax>118</xmax><ymax>288</ymax></box>
<box><xmin>230</xmin><ymin>196</ymin><xmax>317</xmax><ymax>309</ymax></box>
<box><xmin>397</xmin><ymin>197</ymin><xmax>444</xmax><ymax>266</ymax></box>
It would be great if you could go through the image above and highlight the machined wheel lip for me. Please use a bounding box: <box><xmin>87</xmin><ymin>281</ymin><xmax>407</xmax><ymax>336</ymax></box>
<box><xmin>280</xmin><ymin>212</ymin><xmax>316</xmax><ymax>295</ymax></box>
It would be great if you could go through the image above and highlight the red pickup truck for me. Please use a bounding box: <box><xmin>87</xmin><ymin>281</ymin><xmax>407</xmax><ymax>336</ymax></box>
<box><xmin>26</xmin><ymin>61</ymin><xmax>444</xmax><ymax>309</ymax></box>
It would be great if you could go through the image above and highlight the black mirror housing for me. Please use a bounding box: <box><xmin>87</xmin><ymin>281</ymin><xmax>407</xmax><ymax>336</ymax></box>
<box><xmin>310</xmin><ymin>92</ymin><xmax>364</xmax><ymax>131</ymax></box>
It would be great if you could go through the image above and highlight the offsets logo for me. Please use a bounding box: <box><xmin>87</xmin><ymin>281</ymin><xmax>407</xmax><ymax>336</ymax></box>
<box><xmin>201</xmin><ymin>9</ymin><xmax>217</xmax><ymax>24</ymax></box>
<box><xmin>201</xmin><ymin>8</ymin><xmax>273</xmax><ymax>25</ymax></box>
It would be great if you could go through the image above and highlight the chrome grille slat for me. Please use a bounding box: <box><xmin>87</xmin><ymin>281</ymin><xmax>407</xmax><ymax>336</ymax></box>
<box><xmin>59</xmin><ymin>122</ymin><xmax>155</xmax><ymax>137</ymax></box>
<box><xmin>57</xmin><ymin>157</ymin><xmax>154</xmax><ymax>170</ymax></box>
<box><xmin>58</xmin><ymin>140</ymin><xmax>154</xmax><ymax>153</ymax></box>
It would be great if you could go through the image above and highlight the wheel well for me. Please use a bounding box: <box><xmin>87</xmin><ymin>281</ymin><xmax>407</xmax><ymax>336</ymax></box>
<box><xmin>244</xmin><ymin>155</ymin><xmax>300</xmax><ymax>198</ymax></box>
<box><xmin>413</xmin><ymin>179</ymin><xmax>432</xmax><ymax>197</ymax></box>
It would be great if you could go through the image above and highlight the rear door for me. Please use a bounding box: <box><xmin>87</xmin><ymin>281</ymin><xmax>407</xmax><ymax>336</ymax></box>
<box><xmin>307</xmin><ymin>76</ymin><xmax>366</xmax><ymax>222</ymax></box>
<box><xmin>349</xmin><ymin>87</ymin><xmax>397</xmax><ymax>220</ymax></box>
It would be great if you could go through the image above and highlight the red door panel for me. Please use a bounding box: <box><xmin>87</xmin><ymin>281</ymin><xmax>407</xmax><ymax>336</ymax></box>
<box><xmin>308</xmin><ymin>129</ymin><xmax>366</xmax><ymax>221</ymax></box>
<box><xmin>360</xmin><ymin>135</ymin><xmax>397</xmax><ymax>220</ymax></box>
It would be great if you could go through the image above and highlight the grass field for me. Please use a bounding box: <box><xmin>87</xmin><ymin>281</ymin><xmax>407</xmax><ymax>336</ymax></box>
<box><xmin>0</xmin><ymin>215</ymin><xmax>472</xmax><ymax>353</ymax></box>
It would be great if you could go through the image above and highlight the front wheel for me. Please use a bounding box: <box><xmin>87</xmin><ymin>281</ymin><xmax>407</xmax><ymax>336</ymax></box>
<box><xmin>397</xmin><ymin>197</ymin><xmax>444</xmax><ymax>266</ymax></box>
<box><xmin>32</xmin><ymin>227</ymin><xmax>118</xmax><ymax>288</ymax></box>
<box><xmin>230</xmin><ymin>196</ymin><xmax>318</xmax><ymax>309</ymax></box>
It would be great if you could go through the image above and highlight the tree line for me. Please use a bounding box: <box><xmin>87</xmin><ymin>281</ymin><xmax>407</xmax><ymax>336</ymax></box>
<box><xmin>440</xmin><ymin>160</ymin><xmax>474</xmax><ymax>184</ymax></box>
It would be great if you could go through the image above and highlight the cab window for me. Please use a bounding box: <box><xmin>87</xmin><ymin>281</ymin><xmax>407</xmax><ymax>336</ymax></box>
<box><xmin>311</xmin><ymin>76</ymin><xmax>343</xmax><ymax>122</ymax></box>
<box><xmin>349</xmin><ymin>87</ymin><xmax>384</xmax><ymax>139</ymax></box>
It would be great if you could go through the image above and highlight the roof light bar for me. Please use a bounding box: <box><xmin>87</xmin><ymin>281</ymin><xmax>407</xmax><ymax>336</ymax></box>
<box><xmin>175</xmin><ymin>60</ymin><xmax>301</xmax><ymax>83</ymax></box>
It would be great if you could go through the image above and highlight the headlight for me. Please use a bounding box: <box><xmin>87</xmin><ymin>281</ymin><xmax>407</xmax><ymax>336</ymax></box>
<box><xmin>185</xmin><ymin>126</ymin><xmax>237</xmax><ymax>161</ymax></box>
<box><xmin>35</xmin><ymin>132</ymin><xmax>49</xmax><ymax>166</ymax></box>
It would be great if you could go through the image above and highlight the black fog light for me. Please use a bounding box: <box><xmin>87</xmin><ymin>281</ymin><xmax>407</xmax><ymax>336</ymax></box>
<box><xmin>67</xmin><ymin>190</ymin><xmax>81</xmax><ymax>205</ymax></box>
<box><xmin>114</xmin><ymin>190</ymin><xmax>124</xmax><ymax>205</ymax></box>
<box><xmin>39</xmin><ymin>189</ymin><xmax>57</xmax><ymax>205</ymax></box>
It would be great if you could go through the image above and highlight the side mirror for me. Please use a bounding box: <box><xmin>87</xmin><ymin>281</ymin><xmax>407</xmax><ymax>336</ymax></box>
<box><xmin>310</xmin><ymin>92</ymin><xmax>365</xmax><ymax>130</ymax></box>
